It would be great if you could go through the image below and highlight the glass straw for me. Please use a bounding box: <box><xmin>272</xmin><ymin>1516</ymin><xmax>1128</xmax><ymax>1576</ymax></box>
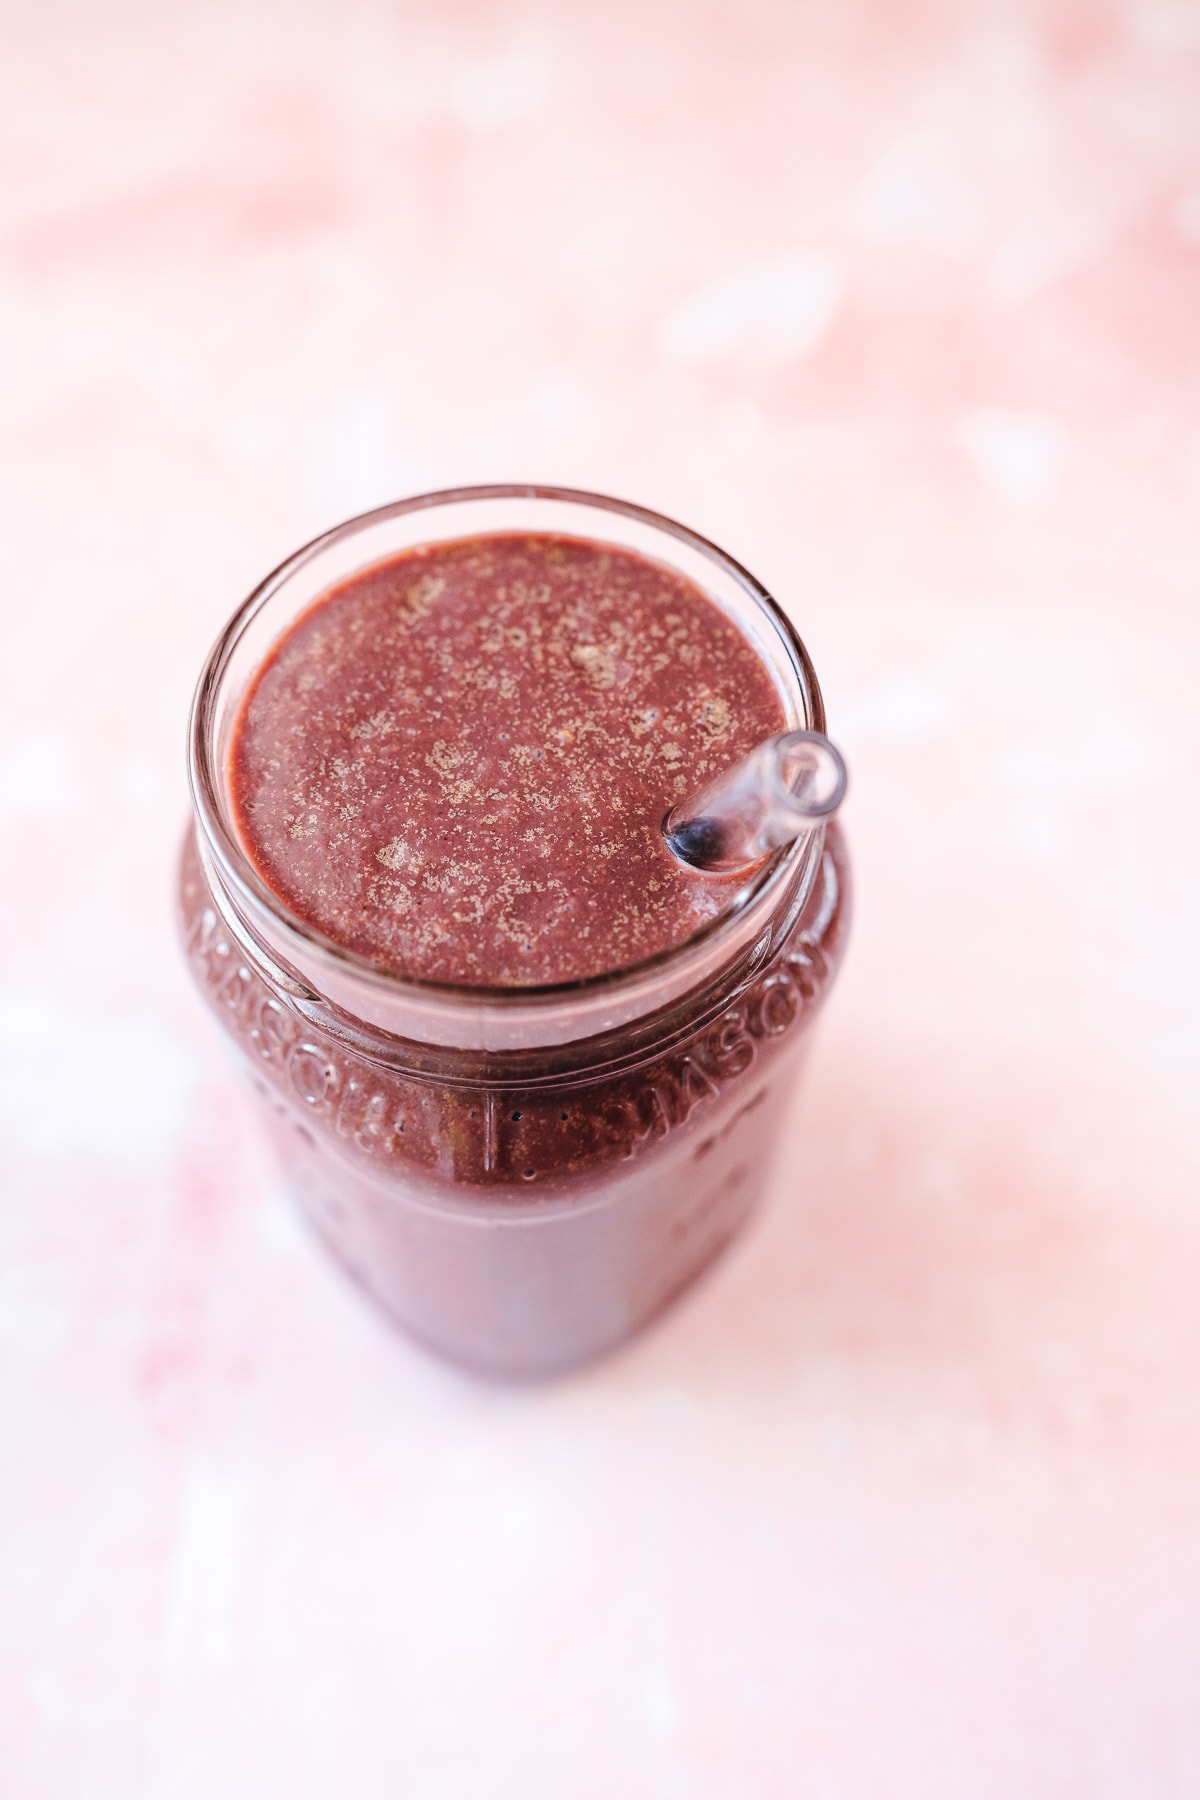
<box><xmin>664</xmin><ymin>730</ymin><xmax>847</xmax><ymax>874</ymax></box>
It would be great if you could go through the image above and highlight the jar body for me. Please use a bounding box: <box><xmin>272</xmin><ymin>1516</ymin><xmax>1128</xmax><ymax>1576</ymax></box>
<box><xmin>182</xmin><ymin>485</ymin><xmax>851</xmax><ymax>1375</ymax></box>
<box><xmin>179</xmin><ymin>823</ymin><xmax>849</xmax><ymax>1375</ymax></box>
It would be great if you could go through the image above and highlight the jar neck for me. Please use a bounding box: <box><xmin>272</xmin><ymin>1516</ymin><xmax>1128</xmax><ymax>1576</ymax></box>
<box><xmin>190</xmin><ymin>819</ymin><xmax>827</xmax><ymax>1078</ymax></box>
<box><xmin>188</xmin><ymin>485</ymin><xmax>829</xmax><ymax>1054</ymax></box>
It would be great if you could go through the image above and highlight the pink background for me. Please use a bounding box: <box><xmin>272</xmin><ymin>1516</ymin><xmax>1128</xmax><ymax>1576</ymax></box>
<box><xmin>3</xmin><ymin>2</ymin><xmax>1200</xmax><ymax>1793</ymax></box>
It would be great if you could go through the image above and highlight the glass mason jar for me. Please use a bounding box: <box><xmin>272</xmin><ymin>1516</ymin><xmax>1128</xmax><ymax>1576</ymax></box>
<box><xmin>180</xmin><ymin>486</ymin><xmax>851</xmax><ymax>1376</ymax></box>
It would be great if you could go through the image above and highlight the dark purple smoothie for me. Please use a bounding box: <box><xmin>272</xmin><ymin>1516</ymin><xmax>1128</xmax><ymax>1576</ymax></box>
<box><xmin>229</xmin><ymin>532</ymin><xmax>786</xmax><ymax>986</ymax></box>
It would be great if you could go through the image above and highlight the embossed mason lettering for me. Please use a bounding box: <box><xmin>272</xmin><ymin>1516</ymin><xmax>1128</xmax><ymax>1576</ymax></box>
<box><xmin>288</xmin><ymin>1043</ymin><xmax>338</xmax><ymax>1106</ymax></box>
<box><xmin>180</xmin><ymin>837</ymin><xmax>845</xmax><ymax>1186</ymax></box>
<box><xmin>748</xmin><ymin>970</ymin><xmax>799</xmax><ymax>1037</ymax></box>
<box><xmin>249</xmin><ymin>995</ymin><xmax>298</xmax><ymax>1067</ymax></box>
<box><xmin>705</xmin><ymin>1008</ymin><xmax>756</xmax><ymax>1079</ymax></box>
<box><xmin>335</xmin><ymin>1079</ymin><xmax>393</xmax><ymax>1155</ymax></box>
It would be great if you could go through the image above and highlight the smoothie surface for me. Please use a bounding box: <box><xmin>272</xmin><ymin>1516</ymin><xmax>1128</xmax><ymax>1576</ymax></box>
<box><xmin>230</xmin><ymin>531</ymin><xmax>786</xmax><ymax>986</ymax></box>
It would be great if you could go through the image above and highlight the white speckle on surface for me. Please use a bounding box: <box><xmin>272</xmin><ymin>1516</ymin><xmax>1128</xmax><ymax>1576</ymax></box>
<box><xmin>345</xmin><ymin>391</ymin><xmax>393</xmax><ymax>513</ymax></box>
<box><xmin>0</xmin><ymin>1274</ymin><xmax>68</xmax><ymax>1357</ymax></box>
<box><xmin>1174</xmin><ymin>192</ymin><xmax>1200</xmax><ymax>242</ymax></box>
<box><xmin>164</xmin><ymin>1460</ymin><xmax>253</xmax><ymax>1673</ymax></box>
<box><xmin>958</xmin><ymin>408</ymin><xmax>1066</xmax><ymax>506</ymax></box>
<box><xmin>853</xmin><ymin>130</ymin><xmax>986</xmax><ymax>250</ymax></box>
<box><xmin>660</xmin><ymin>254</ymin><xmax>843</xmax><ymax>364</ymax></box>
<box><xmin>450</xmin><ymin>45</ymin><xmax>551</xmax><ymax>128</ymax></box>
<box><xmin>641</xmin><ymin>1660</ymin><xmax>681</xmax><ymax>1738</ymax></box>
<box><xmin>119</xmin><ymin>758</ymin><xmax>167</xmax><ymax>806</ymax></box>
<box><xmin>0</xmin><ymin>992</ymin><xmax>200</xmax><ymax>1174</ymax></box>
<box><xmin>527</xmin><ymin>365</ymin><xmax>592</xmax><ymax>432</ymax></box>
<box><xmin>987</xmin><ymin>220</ymin><xmax>1098</xmax><ymax>301</ymax></box>
<box><xmin>0</xmin><ymin>732</ymin><xmax>78</xmax><ymax>825</ymax></box>
<box><xmin>1131</xmin><ymin>0</ymin><xmax>1200</xmax><ymax>54</ymax></box>
<box><xmin>841</xmin><ymin>677</ymin><xmax>956</xmax><ymax>743</ymax></box>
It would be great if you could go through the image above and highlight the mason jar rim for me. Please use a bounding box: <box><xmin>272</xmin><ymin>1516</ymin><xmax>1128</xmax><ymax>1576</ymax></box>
<box><xmin>187</xmin><ymin>483</ymin><xmax>827</xmax><ymax>1027</ymax></box>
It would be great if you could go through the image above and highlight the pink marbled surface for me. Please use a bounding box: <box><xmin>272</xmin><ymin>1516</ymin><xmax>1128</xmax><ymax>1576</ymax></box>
<box><xmin>3</xmin><ymin>2</ymin><xmax>1200</xmax><ymax>1793</ymax></box>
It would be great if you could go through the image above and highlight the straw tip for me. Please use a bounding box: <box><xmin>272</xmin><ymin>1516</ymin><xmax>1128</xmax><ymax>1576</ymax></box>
<box><xmin>664</xmin><ymin>813</ymin><xmax>738</xmax><ymax>871</ymax></box>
